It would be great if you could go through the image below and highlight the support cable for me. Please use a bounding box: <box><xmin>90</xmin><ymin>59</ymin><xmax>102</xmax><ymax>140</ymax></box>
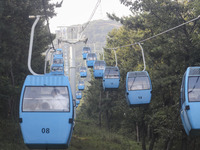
<box><xmin>79</xmin><ymin>0</ymin><xmax>101</xmax><ymax>34</ymax></box>
<box><xmin>105</xmin><ymin>15</ymin><xmax>200</xmax><ymax>50</ymax></box>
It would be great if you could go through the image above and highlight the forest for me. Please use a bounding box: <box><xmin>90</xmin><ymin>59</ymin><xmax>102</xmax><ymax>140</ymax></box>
<box><xmin>1</xmin><ymin>0</ymin><xmax>200</xmax><ymax>150</ymax></box>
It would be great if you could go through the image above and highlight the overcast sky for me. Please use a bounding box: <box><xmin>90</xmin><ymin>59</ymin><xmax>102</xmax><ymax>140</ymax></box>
<box><xmin>49</xmin><ymin>0</ymin><xmax>131</xmax><ymax>32</ymax></box>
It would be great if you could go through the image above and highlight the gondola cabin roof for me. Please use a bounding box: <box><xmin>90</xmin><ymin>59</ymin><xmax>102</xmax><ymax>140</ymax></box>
<box><xmin>53</xmin><ymin>53</ymin><xmax>63</xmax><ymax>59</ymax></box>
<box><xmin>22</xmin><ymin>74</ymin><xmax>70</xmax><ymax>86</ymax></box>
<box><xmin>56</xmin><ymin>48</ymin><xmax>62</xmax><ymax>51</ymax></box>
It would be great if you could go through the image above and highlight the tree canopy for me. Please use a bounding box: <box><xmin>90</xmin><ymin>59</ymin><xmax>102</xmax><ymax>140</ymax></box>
<box><xmin>80</xmin><ymin>0</ymin><xmax>200</xmax><ymax>150</ymax></box>
<box><xmin>1</xmin><ymin>0</ymin><xmax>200</xmax><ymax>150</ymax></box>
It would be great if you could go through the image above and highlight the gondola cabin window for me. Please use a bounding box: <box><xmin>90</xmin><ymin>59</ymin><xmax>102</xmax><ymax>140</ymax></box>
<box><xmin>53</xmin><ymin>58</ymin><xmax>63</xmax><ymax>64</ymax></box>
<box><xmin>188</xmin><ymin>76</ymin><xmax>200</xmax><ymax>102</ymax></box>
<box><xmin>79</xmin><ymin>81</ymin><xmax>84</xmax><ymax>85</ymax></box>
<box><xmin>94</xmin><ymin>61</ymin><xmax>106</xmax><ymax>70</ymax></box>
<box><xmin>128</xmin><ymin>76</ymin><xmax>150</xmax><ymax>91</ymax></box>
<box><xmin>51</xmin><ymin>66</ymin><xmax>63</xmax><ymax>72</ymax></box>
<box><xmin>83</xmin><ymin>47</ymin><xmax>91</xmax><ymax>53</ymax></box>
<box><xmin>80</xmin><ymin>67</ymin><xmax>86</xmax><ymax>72</ymax></box>
<box><xmin>55</xmin><ymin>49</ymin><xmax>63</xmax><ymax>55</ymax></box>
<box><xmin>22</xmin><ymin>86</ymin><xmax>70</xmax><ymax>112</ymax></box>
<box><xmin>94</xmin><ymin>65</ymin><xmax>104</xmax><ymax>70</ymax></box>
<box><xmin>87</xmin><ymin>53</ymin><xmax>97</xmax><ymax>60</ymax></box>
<box><xmin>105</xmin><ymin>69</ymin><xmax>119</xmax><ymax>78</ymax></box>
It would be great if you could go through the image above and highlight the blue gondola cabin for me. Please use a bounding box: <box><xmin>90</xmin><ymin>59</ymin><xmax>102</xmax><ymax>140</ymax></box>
<box><xmin>78</xmin><ymin>81</ymin><xmax>85</xmax><ymax>90</ymax></box>
<box><xmin>76</xmin><ymin>91</ymin><xmax>82</xmax><ymax>99</ymax></box>
<box><xmin>82</xmin><ymin>47</ymin><xmax>91</xmax><ymax>59</ymax></box>
<box><xmin>53</xmin><ymin>55</ymin><xmax>64</xmax><ymax>65</ymax></box>
<box><xmin>80</xmin><ymin>66</ymin><xmax>87</xmax><ymax>78</ymax></box>
<box><xmin>76</xmin><ymin>100</ymin><xmax>80</xmax><ymax>108</ymax></box>
<box><xmin>180</xmin><ymin>67</ymin><xmax>200</xmax><ymax>136</ymax></box>
<box><xmin>125</xmin><ymin>71</ymin><xmax>152</xmax><ymax>106</ymax></box>
<box><xmin>93</xmin><ymin>60</ymin><xmax>106</xmax><ymax>79</ymax></box>
<box><xmin>55</xmin><ymin>48</ymin><xmax>63</xmax><ymax>57</ymax></box>
<box><xmin>86</xmin><ymin>53</ymin><xmax>97</xmax><ymax>68</ymax></box>
<box><xmin>19</xmin><ymin>75</ymin><xmax>74</xmax><ymax>149</ymax></box>
<box><xmin>50</xmin><ymin>64</ymin><xmax>64</xmax><ymax>75</ymax></box>
<box><xmin>103</xmin><ymin>66</ymin><xmax>120</xmax><ymax>90</ymax></box>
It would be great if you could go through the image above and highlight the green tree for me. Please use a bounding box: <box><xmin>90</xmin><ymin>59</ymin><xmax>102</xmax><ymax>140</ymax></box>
<box><xmin>105</xmin><ymin>0</ymin><xmax>200</xmax><ymax>150</ymax></box>
<box><xmin>0</xmin><ymin>0</ymin><xmax>56</xmax><ymax>148</ymax></box>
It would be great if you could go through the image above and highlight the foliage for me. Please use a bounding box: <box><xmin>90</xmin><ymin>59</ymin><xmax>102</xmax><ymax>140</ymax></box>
<box><xmin>2</xmin><ymin>0</ymin><xmax>200</xmax><ymax>149</ymax></box>
<box><xmin>0</xmin><ymin>1</ymin><xmax>56</xmax><ymax>149</ymax></box>
<box><xmin>0</xmin><ymin>0</ymin><xmax>56</xmax><ymax>119</ymax></box>
<box><xmin>81</xmin><ymin>0</ymin><xmax>200</xmax><ymax>150</ymax></box>
<box><xmin>69</xmin><ymin>118</ymin><xmax>141</xmax><ymax>150</ymax></box>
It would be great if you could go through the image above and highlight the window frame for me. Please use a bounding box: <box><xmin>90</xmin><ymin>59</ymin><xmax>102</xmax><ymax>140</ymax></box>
<box><xmin>127</xmin><ymin>76</ymin><xmax>151</xmax><ymax>91</ymax></box>
<box><xmin>22</xmin><ymin>86</ymin><xmax>70</xmax><ymax>112</ymax></box>
<box><xmin>188</xmin><ymin>76</ymin><xmax>200</xmax><ymax>102</ymax></box>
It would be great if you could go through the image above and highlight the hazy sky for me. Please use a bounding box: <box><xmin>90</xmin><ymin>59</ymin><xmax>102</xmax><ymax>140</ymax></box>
<box><xmin>49</xmin><ymin>0</ymin><xmax>131</xmax><ymax>32</ymax></box>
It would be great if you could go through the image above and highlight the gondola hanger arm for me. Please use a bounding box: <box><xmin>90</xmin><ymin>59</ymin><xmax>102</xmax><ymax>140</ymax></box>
<box><xmin>137</xmin><ymin>42</ymin><xmax>146</xmax><ymax>71</ymax></box>
<box><xmin>28</xmin><ymin>15</ymin><xmax>42</xmax><ymax>75</ymax></box>
<box><xmin>113</xmin><ymin>50</ymin><xmax>118</xmax><ymax>67</ymax></box>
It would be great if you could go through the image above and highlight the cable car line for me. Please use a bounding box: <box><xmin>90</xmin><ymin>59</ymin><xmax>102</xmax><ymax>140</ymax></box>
<box><xmin>105</xmin><ymin>15</ymin><xmax>200</xmax><ymax>50</ymax></box>
<box><xmin>79</xmin><ymin>0</ymin><xmax>101</xmax><ymax>34</ymax></box>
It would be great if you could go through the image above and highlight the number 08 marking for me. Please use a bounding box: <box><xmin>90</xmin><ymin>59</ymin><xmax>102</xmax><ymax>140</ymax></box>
<box><xmin>41</xmin><ymin>128</ymin><xmax>50</xmax><ymax>134</ymax></box>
